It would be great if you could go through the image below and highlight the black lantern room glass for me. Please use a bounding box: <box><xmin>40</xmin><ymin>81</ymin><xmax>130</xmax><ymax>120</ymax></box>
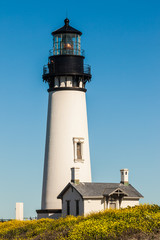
<box><xmin>53</xmin><ymin>33</ymin><xmax>81</xmax><ymax>56</ymax></box>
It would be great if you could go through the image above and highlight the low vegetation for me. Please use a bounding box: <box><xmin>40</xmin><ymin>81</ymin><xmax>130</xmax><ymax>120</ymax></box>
<box><xmin>0</xmin><ymin>204</ymin><xmax>160</xmax><ymax>239</ymax></box>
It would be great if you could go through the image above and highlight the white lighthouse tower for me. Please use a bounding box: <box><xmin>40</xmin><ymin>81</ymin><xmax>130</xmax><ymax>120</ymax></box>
<box><xmin>37</xmin><ymin>19</ymin><xmax>92</xmax><ymax>218</ymax></box>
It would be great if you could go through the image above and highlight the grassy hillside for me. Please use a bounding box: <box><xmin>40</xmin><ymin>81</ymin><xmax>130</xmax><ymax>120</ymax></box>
<box><xmin>0</xmin><ymin>204</ymin><xmax>160</xmax><ymax>240</ymax></box>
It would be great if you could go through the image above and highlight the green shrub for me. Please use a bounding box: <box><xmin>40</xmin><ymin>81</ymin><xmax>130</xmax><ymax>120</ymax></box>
<box><xmin>0</xmin><ymin>204</ymin><xmax>160</xmax><ymax>240</ymax></box>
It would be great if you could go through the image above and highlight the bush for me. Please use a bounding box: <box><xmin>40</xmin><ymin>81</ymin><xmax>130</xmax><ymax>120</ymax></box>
<box><xmin>0</xmin><ymin>204</ymin><xmax>160</xmax><ymax>240</ymax></box>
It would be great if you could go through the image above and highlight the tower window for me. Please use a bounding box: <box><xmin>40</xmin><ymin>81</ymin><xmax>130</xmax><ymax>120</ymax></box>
<box><xmin>74</xmin><ymin>81</ymin><xmax>79</xmax><ymax>87</ymax></box>
<box><xmin>65</xmin><ymin>76</ymin><xmax>67</xmax><ymax>87</ymax></box>
<box><xmin>125</xmin><ymin>172</ymin><xmax>127</xmax><ymax>175</ymax></box>
<box><xmin>73</xmin><ymin>138</ymin><xmax>84</xmax><ymax>162</ymax></box>
<box><xmin>66</xmin><ymin>201</ymin><xmax>70</xmax><ymax>215</ymax></box>
<box><xmin>76</xmin><ymin>200</ymin><xmax>79</xmax><ymax>216</ymax></box>
<box><xmin>58</xmin><ymin>77</ymin><xmax>60</xmax><ymax>87</ymax></box>
<box><xmin>77</xmin><ymin>142</ymin><xmax>82</xmax><ymax>159</ymax></box>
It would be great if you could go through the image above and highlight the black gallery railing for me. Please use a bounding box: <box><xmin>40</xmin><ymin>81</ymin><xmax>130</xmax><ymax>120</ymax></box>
<box><xmin>49</xmin><ymin>48</ymin><xmax>85</xmax><ymax>57</ymax></box>
<box><xmin>43</xmin><ymin>64</ymin><xmax>91</xmax><ymax>76</ymax></box>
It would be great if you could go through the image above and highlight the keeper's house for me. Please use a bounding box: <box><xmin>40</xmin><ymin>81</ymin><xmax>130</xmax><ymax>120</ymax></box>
<box><xmin>57</xmin><ymin>169</ymin><xmax>143</xmax><ymax>217</ymax></box>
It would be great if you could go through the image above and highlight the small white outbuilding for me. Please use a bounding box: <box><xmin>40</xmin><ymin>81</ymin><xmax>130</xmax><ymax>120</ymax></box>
<box><xmin>57</xmin><ymin>169</ymin><xmax>143</xmax><ymax>217</ymax></box>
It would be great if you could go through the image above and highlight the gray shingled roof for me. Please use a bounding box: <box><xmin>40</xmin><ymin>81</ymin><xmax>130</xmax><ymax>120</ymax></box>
<box><xmin>57</xmin><ymin>182</ymin><xmax>143</xmax><ymax>199</ymax></box>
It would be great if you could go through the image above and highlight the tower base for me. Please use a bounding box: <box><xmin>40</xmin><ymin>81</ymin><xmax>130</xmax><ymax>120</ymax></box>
<box><xmin>36</xmin><ymin>209</ymin><xmax>62</xmax><ymax>219</ymax></box>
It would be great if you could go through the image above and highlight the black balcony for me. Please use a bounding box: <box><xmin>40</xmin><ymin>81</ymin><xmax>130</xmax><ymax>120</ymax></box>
<box><xmin>43</xmin><ymin>63</ymin><xmax>91</xmax><ymax>77</ymax></box>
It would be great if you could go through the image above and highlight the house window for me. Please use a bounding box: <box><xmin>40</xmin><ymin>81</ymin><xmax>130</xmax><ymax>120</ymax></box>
<box><xmin>76</xmin><ymin>200</ymin><xmax>79</xmax><ymax>216</ymax></box>
<box><xmin>73</xmin><ymin>138</ymin><xmax>84</xmax><ymax>162</ymax></box>
<box><xmin>66</xmin><ymin>201</ymin><xmax>70</xmax><ymax>215</ymax></box>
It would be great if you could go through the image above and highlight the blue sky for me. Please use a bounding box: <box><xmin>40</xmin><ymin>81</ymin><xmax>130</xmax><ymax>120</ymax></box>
<box><xmin>0</xmin><ymin>0</ymin><xmax>160</xmax><ymax>219</ymax></box>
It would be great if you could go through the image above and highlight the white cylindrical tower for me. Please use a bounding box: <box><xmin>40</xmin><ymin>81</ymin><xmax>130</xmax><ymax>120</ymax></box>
<box><xmin>37</xmin><ymin>19</ymin><xmax>92</xmax><ymax>218</ymax></box>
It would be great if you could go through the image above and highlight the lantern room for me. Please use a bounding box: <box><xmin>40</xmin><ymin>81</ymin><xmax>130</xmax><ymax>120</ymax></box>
<box><xmin>53</xmin><ymin>33</ymin><xmax>81</xmax><ymax>55</ymax></box>
<box><xmin>43</xmin><ymin>18</ymin><xmax>91</xmax><ymax>90</ymax></box>
<box><xmin>52</xmin><ymin>18</ymin><xmax>82</xmax><ymax>56</ymax></box>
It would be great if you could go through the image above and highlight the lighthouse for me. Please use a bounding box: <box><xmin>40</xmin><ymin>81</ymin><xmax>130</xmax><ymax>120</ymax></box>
<box><xmin>37</xmin><ymin>19</ymin><xmax>92</xmax><ymax>219</ymax></box>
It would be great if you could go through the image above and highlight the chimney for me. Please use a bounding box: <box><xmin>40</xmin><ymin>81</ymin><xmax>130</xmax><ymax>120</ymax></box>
<box><xmin>71</xmin><ymin>167</ymin><xmax>80</xmax><ymax>184</ymax></box>
<box><xmin>120</xmin><ymin>169</ymin><xmax>129</xmax><ymax>185</ymax></box>
<box><xmin>16</xmin><ymin>202</ymin><xmax>24</xmax><ymax>220</ymax></box>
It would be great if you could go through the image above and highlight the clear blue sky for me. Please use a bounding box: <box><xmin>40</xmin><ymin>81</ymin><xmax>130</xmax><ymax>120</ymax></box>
<box><xmin>0</xmin><ymin>0</ymin><xmax>160</xmax><ymax>219</ymax></box>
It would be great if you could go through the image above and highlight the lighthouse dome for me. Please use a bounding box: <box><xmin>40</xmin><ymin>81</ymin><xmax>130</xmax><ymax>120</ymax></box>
<box><xmin>51</xmin><ymin>18</ymin><xmax>82</xmax><ymax>36</ymax></box>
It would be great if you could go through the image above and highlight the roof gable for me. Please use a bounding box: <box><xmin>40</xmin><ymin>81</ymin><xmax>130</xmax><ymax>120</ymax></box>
<box><xmin>104</xmin><ymin>187</ymin><xmax>128</xmax><ymax>197</ymax></box>
<box><xmin>57</xmin><ymin>182</ymin><xmax>83</xmax><ymax>199</ymax></box>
